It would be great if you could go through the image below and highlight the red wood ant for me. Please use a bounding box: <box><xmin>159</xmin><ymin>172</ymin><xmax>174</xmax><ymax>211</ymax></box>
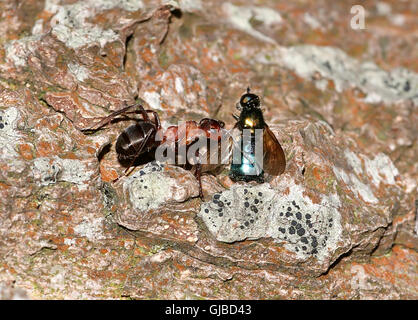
<box><xmin>83</xmin><ymin>103</ymin><xmax>226</xmax><ymax>198</ymax></box>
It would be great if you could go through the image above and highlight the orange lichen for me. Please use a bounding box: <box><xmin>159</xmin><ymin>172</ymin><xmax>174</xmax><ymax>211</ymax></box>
<box><xmin>19</xmin><ymin>143</ymin><xmax>33</xmax><ymax>160</ymax></box>
<box><xmin>36</xmin><ymin>140</ymin><xmax>59</xmax><ymax>157</ymax></box>
<box><xmin>100</xmin><ymin>163</ymin><xmax>119</xmax><ymax>182</ymax></box>
<box><xmin>0</xmin><ymin>182</ymin><xmax>10</xmax><ymax>190</ymax></box>
<box><xmin>86</xmin><ymin>146</ymin><xmax>96</xmax><ymax>155</ymax></box>
<box><xmin>61</xmin><ymin>152</ymin><xmax>78</xmax><ymax>160</ymax></box>
<box><xmin>302</xmin><ymin>190</ymin><xmax>321</xmax><ymax>204</ymax></box>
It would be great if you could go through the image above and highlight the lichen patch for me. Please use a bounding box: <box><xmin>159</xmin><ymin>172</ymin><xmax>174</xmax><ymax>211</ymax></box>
<box><xmin>198</xmin><ymin>182</ymin><xmax>342</xmax><ymax>262</ymax></box>
<box><xmin>0</xmin><ymin>107</ymin><xmax>22</xmax><ymax>160</ymax></box>
<box><xmin>278</xmin><ymin>45</ymin><xmax>418</xmax><ymax>104</ymax></box>
<box><xmin>123</xmin><ymin>162</ymin><xmax>199</xmax><ymax>212</ymax></box>
<box><xmin>32</xmin><ymin>156</ymin><xmax>96</xmax><ymax>189</ymax></box>
<box><xmin>222</xmin><ymin>3</ymin><xmax>282</xmax><ymax>44</ymax></box>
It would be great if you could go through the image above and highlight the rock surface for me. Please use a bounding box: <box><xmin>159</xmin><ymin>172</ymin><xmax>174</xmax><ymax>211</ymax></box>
<box><xmin>0</xmin><ymin>0</ymin><xmax>416</xmax><ymax>299</ymax></box>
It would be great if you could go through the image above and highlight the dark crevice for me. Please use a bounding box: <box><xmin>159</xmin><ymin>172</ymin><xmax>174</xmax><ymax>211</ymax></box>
<box><xmin>320</xmin><ymin>248</ymin><xmax>353</xmax><ymax>277</ymax></box>
<box><xmin>123</xmin><ymin>32</ymin><xmax>134</xmax><ymax>72</ymax></box>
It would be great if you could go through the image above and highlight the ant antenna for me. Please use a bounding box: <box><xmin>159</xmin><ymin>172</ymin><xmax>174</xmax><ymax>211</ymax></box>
<box><xmin>247</xmin><ymin>86</ymin><xmax>251</xmax><ymax>93</ymax></box>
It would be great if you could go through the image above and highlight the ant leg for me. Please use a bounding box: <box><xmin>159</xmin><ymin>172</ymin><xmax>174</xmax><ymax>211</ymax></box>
<box><xmin>148</xmin><ymin>111</ymin><xmax>161</xmax><ymax>130</ymax></box>
<box><xmin>194</xmin><ymin>163</ymin><xmax>203</xmax><ymax>199</ymax></box>
<box><xmin>83</xmin><ymin>103</ymin><xmax>151</xmax><ymax>131</ymax></box>
<box><xmin>101</xmin><ymin>108</ymin><xmax>160</xmax><ymax>132</ymax></box>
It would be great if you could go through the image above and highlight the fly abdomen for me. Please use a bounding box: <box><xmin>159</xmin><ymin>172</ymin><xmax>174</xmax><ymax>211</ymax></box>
<box><xmin>229</xmin><ymin>133</ymin><xmax>264</xmax><ymax>183</ymax></box>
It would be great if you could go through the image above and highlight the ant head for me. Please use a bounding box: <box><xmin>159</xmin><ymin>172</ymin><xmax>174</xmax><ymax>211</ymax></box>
<box><xmin>199</xmin><ymin>118</ymin><xmax>224</xmax><ymax>130</ymax></box>
<box><xmin>239</xmin><ymin>87</ymin><xmax>260</xmax><ymax>109</ymax></box>
<box><xmin>199</xmin><ymin>118</ymin><xmax>225</xmax><ymax>139</ymax></box>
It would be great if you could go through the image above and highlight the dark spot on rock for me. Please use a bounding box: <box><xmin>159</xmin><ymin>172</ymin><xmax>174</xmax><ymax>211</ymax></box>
<box><xmin>296</xmin><ymin>223</ymin><xmax>302</xmax><ymax>230</ymax></box>
<box><xmin>285</xmin><ymin>212</ymin><xmax>293</xmax><ymax>217</ymax></box>
<box><xmin>217</xmin><ymin>201</ymin><xmax>224</xmax><ymax>207</ymax></box>
<box><xmin>254</xmin><ymin>199</ymin><xmax>259</xmax><ymax>204</ymax></box>
<box><xmin>244</xmin><ymin>221</ymin><xmax>249</xmax><ymax>226</ymax></box>
<box><xmin>258</xmin><ymin>192</ymin><xmax>262</xmax><ymax>196</ymax></box>
<box><xmin>144</xmin><ymin>185</ymin><xmax>148</xmax><ymax>189</ymax></box>
<box><xmin>244</xmin><ymin>189</ymin><xmax>248</xmax><ymax>194</ymax></box>
<box><xmin>152</xmin><ymin>167</ymin><xmax>156</xmax><ymax>171</ymax></box>
<box><xmin>250</xmin><ymin>219</ymin><xmax>254</xmax><ymax>223</ymax></box>
<box><xmin>291</xmin><ymin>220</ymin><xmax>297</xmax><ymax>226</ymax></box>
<box><xmin>404</xmin><ymin>80</ymin><xmax>410</xmax><ymax>92</ymax></box>
<box><xmin>219</xmin><ymin>212</ymin><xmax>223</xmax><ymax>217</ymax></box>
<box><xmin>301</xmin><ymin>237</ymin><xmax>308</xmax><ymax>244</ymax></box>
<box><xmin>289</xmin><ymin>226</ymin><xmax>295</xmax><ymax>234</ymax></box>
<box><xmin>244</xmin><ymin>202</ymin><xmax>249</xmax><ymax>208</ymax></box>
<box><xmin>250</xmin><ymin>205</ymin><xmax>258</xmax><ymax>213</ymax></box>
<box><xmin>204</xmin><ymin>209</ymin><xmax>209</xmax><ymax>213</ymax></box>
<box><xmin>240</xmin><ymin>225</ymin><xmax>244</xmax><ymax>229</ymax></box>
<box><xmin>296</xmin><ymin>212</ymin><xmax>302</xmax><ymax>220</ymax></box>
<box><xmin>0</xmin><ymin>123</ymin><xmax>4</xmax><ymax>129</ymax></box>
<box><xmin>329</xmin><ymin>218</ymin><xmax>333</xmax><ymax>222</ymax></box>
<box><xmin>314</xmin><ymin>229</ymin><xmax>318</xmax><ymax>233</ymax></box>
<box><xmin>297</xmin><ymin>228</ymin><xmax>305</xmax><ymax>236</ymax></box>
<box><xmin>311</xmin><ymin>249</ymin><xmax>318</xmax><ymax>254</ymax></box>
<box><xmin>279</xmin><ymin>227</ymin><xmax>285</xmax><ymax>233</ymax></box>
<box><xmin>302</xmin><ymin>246</ymin><xmax>307</xmax><ymax>251</ymax></box>
<box><xmin>214</xmin><ymin>194</ymin><xmax>221</xmax><ymax>200</ymax></box>
<box><xmin>287</xmin><ymin>207</ymin><xmax>291</xmax><ymax>211</ymax></box>
<box><xmin>279</xmin><ymin>212</ymin><xmax>283</xmax><ymax>216</ymax></box>
<box><xmin>139</xmin><ymin>170</ymin><xmax>145</xmax><ymax>176</ymax></box>
<box><xmin>323</xmin><ymin>61</ymin><xmax>332</xmax><ymax>71</ymax></box>
<box><xmin>305</xmin><ymin>214</ymin><xmax>311</xmax><ymax>219</ymax></box>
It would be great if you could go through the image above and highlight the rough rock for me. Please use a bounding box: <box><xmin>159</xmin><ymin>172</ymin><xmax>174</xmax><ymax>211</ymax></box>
<box><xmin>0</xmin><ymin>0</ymin><xmax>416</xmax><ymax>299</ymax></box>
<box><xmin>0</xmin><ymin>282</ymin><xmax>30</xmax><ymax>300</ymax></box>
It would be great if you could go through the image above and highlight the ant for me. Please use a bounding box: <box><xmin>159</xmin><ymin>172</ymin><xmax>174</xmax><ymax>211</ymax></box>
<box><xmin>83</xmin><ymin>103</ymin><xmax>226</xmax><ymax>198</ymax></box>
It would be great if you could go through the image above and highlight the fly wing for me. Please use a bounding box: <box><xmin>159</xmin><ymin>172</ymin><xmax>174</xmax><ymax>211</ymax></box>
<box><xmin>263</xmin><ymin>125</ymin><xmax>286</xmax><ymax>176</ymax></box>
